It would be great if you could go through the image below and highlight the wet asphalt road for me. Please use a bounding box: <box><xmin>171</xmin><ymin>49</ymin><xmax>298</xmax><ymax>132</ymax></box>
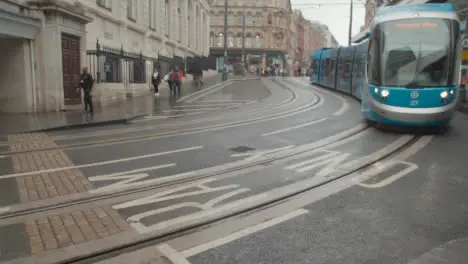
<box><xmin>2</xmin><ymin>77</ymin><xmax>468</xmax><ymax>264</ymax></box>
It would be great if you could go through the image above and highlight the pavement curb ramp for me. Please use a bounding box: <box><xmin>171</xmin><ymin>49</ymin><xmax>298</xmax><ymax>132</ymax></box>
<box><xmin>26</xmin><ymin>113</ymin><xmax>148</xmax><ymax>133</ymax></box>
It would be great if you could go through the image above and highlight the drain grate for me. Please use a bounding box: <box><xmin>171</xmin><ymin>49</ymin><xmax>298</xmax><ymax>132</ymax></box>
<box><xmin>229</xmin><ymin>146</ymin><xmax>255</xmax><ymax>153</ymax></box>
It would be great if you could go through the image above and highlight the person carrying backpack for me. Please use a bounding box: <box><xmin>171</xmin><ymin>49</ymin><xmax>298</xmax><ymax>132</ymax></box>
<box><xmin>170</xmin><ymin>66</ymin><xmax>183</xmax><ymax>95</ymax></box>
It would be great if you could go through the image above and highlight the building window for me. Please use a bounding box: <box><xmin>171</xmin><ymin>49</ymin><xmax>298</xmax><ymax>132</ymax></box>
<box><xmin>165</xmin><ymin>0</ymin><xmax>170</xmax><ymax>36</ymax></box>
<box><xmin>255</xmin><ymin>13</ymin><xmax>263</xmax><ymax>26</ymax></box>
<box><xmin>246</xmin><ymin>13</ymin><xmax>253</xmax><ymax>26</ymax></box>
<box><xmin>228</xmin><ymin>12</ymin><xmax>234</xmax><ymax>25</ymax></box>
<box><xmin>149</xmin><ymin>0</ymin><xmax>156</xmax><ymax>29</ymax></box>
<box><xmin>127</xmin><ymin>0</ymin><xmax>136</xmax><ymax>21</ymax></box>
<box><xmin>96</xmin><ymin>0</ymin><xmax>111</xmax><ymax>9</ymax></box>
<box><xmin>178</xmin><ymin>0</ymin><xmax>183</xmax><ymax>42</ymax></box>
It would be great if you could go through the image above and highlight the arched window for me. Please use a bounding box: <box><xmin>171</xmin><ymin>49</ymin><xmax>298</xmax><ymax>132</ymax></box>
<box><xmin>246</xmin><ymin>12</ymin><xmax>253</xmax><ymax>26</ymax></box>
<box><xmin>255</xmin><ymin>33</ymin><xmax>262</xmax><ymax>48</ymax></box>
<box><xmin>210</xmin><ymin>32</ymin><xmax>215</xmax><ymax>47</ymax></box>
<box><xmin>236</xmin><ymin>32</ymin><xmax>242</xmax><ymax>47</ymax></box>
<box><xmin>255</xmin><ymin>13</ymin><xmax>263</xmax><ymax>26</ymax></box>
<box><xmin>227</xmin><ymin>32</ymin><xmax>234</xmax><ymax>48</ymax></box>
<box><xmin>217</xmin><ymin>33</ymin><xmax>224</xmax><ymax>47</ymax></box>
<box><xmin>228</xmin><ymin>12</ymin><xmax>235</xmax><ymax>25</ymax></box>
<box><xmin>245</xmin><ymin>32</ymin><xmax>253</xmax><ymax>48</ymax></box>
<box><xmin>237</xmin><ymin>11</ymin><xmax>243</xmax><ymax>25</ymax></box>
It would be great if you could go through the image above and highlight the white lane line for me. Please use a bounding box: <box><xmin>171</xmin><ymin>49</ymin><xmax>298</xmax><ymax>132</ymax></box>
<box><xmin>0</xmin><ymin>207</ymin><xmax>11</xmax><ymax>214</ymax></box>
<box><xmin>143</xmin><ymin>116</ymin><xmax>168</xmax><ymax>119</ymax></box>
<box><xmin>186</xmin><ymin>82</ymin><xmax>232</xmax><ymax>103</ymax></box>
<box><xmin>0</xmin><ymin>146</ymin><xmax>203</xmax><ymax>179</ymax></box>
<box><xmin>163</xmin><ymin>108</ymin><xmax>221</xmax><ymax>112</ymax></box>
<box><xmin>177</xmin><ymin>81</ymin><xmax>231</xmax><ymax>103</ymax></box>
<box><xmin>135</xmin><ymin>112</ymin><xmax>204</xmax><ymax>122</ymax></box>
<box><xmin>197</xmin><ymin>100</ymin><xmax>252</xmax><ymax>103</ymax></box>
<box><xmin>157</xmin><ymin>244</ymin><xmax>192</xmax><ymax>264</ymax></box>
<box><xmin>181</xmin><ymin>209</ymin><xmax>309</xmax><ymax>257</ymax></box>
<box><xmin>290</xmin><ymin>78</ymin><xmax>350</xmax><ymax>116</ymax></box>
<box><xmin>174</xmin><ymin>103</ymin><xmax>243</xmax><ymax>107</ymax></box>
<box><xmin>262</xmin><ymin>118</ymin><xmax>327</xmax><ymax>136</ymax></box>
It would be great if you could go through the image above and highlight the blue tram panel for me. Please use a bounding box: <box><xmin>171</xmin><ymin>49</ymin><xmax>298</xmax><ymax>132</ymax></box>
<box><xmin>309</xmin><ymin>3</ymin><xmax>462</xmax><ymax>129</ymax></box>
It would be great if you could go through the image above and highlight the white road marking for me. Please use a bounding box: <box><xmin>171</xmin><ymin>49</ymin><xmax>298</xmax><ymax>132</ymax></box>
<box><xmin>185</xmin><ymin>83</ymin><xmax>233</xmax><ymax>103</ymax></box>
<box><xmin>226</xmin><ymin>100</ymin><xmax>256</xmax><ymax>109</ymax></box>
<box><xmin>356</xmin><ymin>136</ymin><xmax>432</xmax><ymax>188</ymax></box>
<box><xmin>157</xmin><ymin>244</ymin><xmax>192</xmax><ymax>264</ymax></box>
<box><xmin>174</xmin><ymin>103</ymin><xmax>243</xmax><ymax>108</ymax></box>
<box><xmin>90</xmin><ymin>125</ymin><xmax>367</xmax><ymax>193</ymax></box>
<box><xmin>286</xmin><ymin>150</ymin><xmax>352</xmax><ymax>177</ymax></box>
<box><xmin>0</xmin><ymin>207</ymin><xmax>10</xmax><ymax>214</ymax></box>
<box><xmin>0</xmin><ymin>156</ymin><xmax>4</xmax><ymax>159</ymax></box>
<box><xmin>196</xmin><ymin>99</ymin><xmax>252</xmax><ymax>103</ymax></box>
<box><xmin>135</xmin><ymin>112</ymin><xmax>204</xmax><ymax>122</ymax></box>
<box><xmin>163</xmin><ymin>108</ymin><xmax>221</xmax><ymax>112</ymax></box>
<box><xmin>117</xmin><ymin>181</ymin><xmax>253</xmax><ymax>234</ymax></box>
<box><xmin>357</xmin><ymin>160</ymin><xmax>419</xmax><ymax>188</ymax></box>
<box><xmin>177</xmin><ymin>81</ymin><xmax>231</xmax><ymax>103</ymax></box>
<box><xmin>0</xmin><ymin>146</ymin><xmax>203</xmax><ymax>179</ymax></box>
<box><xmin>181</xmin><ymin>208</ymin><xmax>309</xmax><ymax>257</ymax></box>
<box><xmin>290</xmin><ymin>78</ymin><xmax>350</xmax><ymax>116</ymax></box>
<box><xmin>261</xmin><ymin>118</ymin><xmax>327</xmax><ymax>136</ymax></box>
<box><xmin>230</xmin><ymin>146</ymin><xmax>295</xmax><ymax>162</ymax></box>
<box><xmin>143</xmin><ymin>116</ymin><xmax>168</xmax><ymax>119</ymax></box>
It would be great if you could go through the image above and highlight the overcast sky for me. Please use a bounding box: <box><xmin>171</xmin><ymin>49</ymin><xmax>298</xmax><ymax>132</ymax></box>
<box><xmin>291</xmin><ymin>0</ymin><xmax>366</xmax><ymax>46</ymax></box>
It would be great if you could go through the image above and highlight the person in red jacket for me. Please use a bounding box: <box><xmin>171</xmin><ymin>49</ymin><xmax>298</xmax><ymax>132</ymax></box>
<box><xmin>170</xmin><ymin>66</ymin><xmax>183</xmax><ymax>95</ymax></box>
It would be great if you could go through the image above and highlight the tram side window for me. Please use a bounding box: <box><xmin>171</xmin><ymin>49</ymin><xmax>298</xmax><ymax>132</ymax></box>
<box><xmin>323</xmin><ymin>59</ymin><xmax>330</xmax><ymax>75</ymax></box>
<box><xmin>330</xmin><ymin>60</ymin><xmax>335</xmax><ymax>76</ymax></box>
<box><xmin>311</xmin><ymin>59</ymin><xmax>319</xmax><ymax>73</ymax></box>
<box><xmin>367</xmin><ymin>38</ymin><xmax>380</xmax><ymax>85</ymax></box>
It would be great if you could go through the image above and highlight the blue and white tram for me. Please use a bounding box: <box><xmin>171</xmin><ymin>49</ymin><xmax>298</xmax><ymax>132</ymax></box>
<box><xmin>310</xmin><ymin>3</ymin><xmax>465</xmax><ymax>130</ymax></box>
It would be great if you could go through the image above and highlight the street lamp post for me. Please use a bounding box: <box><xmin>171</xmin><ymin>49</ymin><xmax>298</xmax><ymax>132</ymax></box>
<box><xmin>241</xmin><ymin>12</ymin><xmax>246</xmax><ymax>76</ymax></box>
<box><xmin>223</xmin><ymin>0</ymin><xmax>228</xmax><ymax>81</ymax></box>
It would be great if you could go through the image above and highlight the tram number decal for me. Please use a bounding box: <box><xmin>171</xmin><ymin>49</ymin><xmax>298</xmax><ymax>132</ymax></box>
<box><xmin>410</xmin><ymin>100</ymin><xmax>419</xmax><ymax>106</ymax></box>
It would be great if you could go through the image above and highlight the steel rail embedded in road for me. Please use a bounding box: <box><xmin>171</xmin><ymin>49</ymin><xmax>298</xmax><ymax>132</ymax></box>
<box><xmin>49</xmin><ymin>134</ymin><xmax>421</xmax><ymax>264</ymax></box>
<box><xmin>0</xmin><ymin>123</ymin><xmax>370</xmax><ymax>222</ymax></box>
<box><xmin>5</xmin><ymin>79</ymin><xmax>294</xmax><ymax>144</ymax></box>
<box><xmin>0</xmin><ymin>82</ymin><xmax>325</xmax><ymax>157</ymax></box>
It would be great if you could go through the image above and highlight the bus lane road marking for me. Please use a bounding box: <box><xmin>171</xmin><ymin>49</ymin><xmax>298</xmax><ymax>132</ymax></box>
<box><xmin>154</xmin><ymin>209</ymin><xmax>309</xmax><ymax>264</ymax></box>
<box><xmin>111</xmin><ymin>134</ymin><xmax>411</xmax><ymax>235</ymax></box>
<box><xmin>89</xmin><ymin>124</ymin><xmax>368</xmax><ymax>194</ymax></box>
<box><xmin>0</xmin><ymin>146</ymin><xmax>203</xmax><ymax>179</ymax></box>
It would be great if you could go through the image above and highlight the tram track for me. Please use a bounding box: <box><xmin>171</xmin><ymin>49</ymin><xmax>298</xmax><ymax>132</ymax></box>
<box><xmin>50</xmin><ymin>132</ymin><xmax>422</xmax><ymax>264</ymax></box>
<box><xmin>3</xmin><ymin>79</ymin><xmax>296</xmax><ymax>145</ymax></box>
<box><xmin>0</xmin><ymin>80</ymin><xmax>326</xmax><ymax>156</ymax></box>
<box><xmin>0</xmin><ymin>123</ymin><xmax>370</xmax><ymax>222</ymax></box>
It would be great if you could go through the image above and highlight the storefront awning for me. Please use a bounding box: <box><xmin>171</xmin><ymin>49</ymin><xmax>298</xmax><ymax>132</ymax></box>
<box><xmin>0</xmin><ymin>9</ymin><xmax>40</xmax><ymax>39</ymax></box>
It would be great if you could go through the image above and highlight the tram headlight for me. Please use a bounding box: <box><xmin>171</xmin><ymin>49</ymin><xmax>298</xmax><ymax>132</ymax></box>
<box><xmin>450</xmin><ymin>90</ymin><xmax>454</xmax><ymax>95</ymax></box>
<box><xmin>374</xmin><ymin>88</ymin><xmax>379</xmax><ymax>94</ymax></box>
<box><xmin>381</xmin><ymin>89</ymin><xmax>389</xmax><ymax>97</ymax></box>
<box><xmin>440</xmin><ymin>91</ymin><xmax>448</xmax><ymax>98</ymax></box>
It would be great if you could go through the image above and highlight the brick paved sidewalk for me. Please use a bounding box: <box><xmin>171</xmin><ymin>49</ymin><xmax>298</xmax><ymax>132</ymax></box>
<box><xmin>0</xmin><ymin>132</ymin><xmax>132</xmax><ymax>262</ymax></box>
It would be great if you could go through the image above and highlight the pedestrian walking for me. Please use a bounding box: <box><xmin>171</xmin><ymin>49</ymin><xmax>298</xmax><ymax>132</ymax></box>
<box><xmin>78</xmin><ymin>67</ymin><xmax>94</xmax><ymax>114</ymax></box>
<box><xmin>170</xmin><ymin>66</ymin><xmax>183</xmax><ymax>95</ymax></box>
<box><xmin>152</xmin><ymin>66</ymin><xmax>161</xmax><ymax>97</ymax></box>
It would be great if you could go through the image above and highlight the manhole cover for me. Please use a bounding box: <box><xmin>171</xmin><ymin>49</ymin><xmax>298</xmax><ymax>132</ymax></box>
<box><xmin>229</xmin><ymin>146</ymin><xmax>255</xmax><ymax>153</ymax></box>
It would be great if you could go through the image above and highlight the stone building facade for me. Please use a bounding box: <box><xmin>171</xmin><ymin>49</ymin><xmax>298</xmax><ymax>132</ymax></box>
<box><xmin>0</xmin><ymin>0</ymin><xmax>210</xmax><ymax>113</ymax></box>
<box><xmin>208</xmin><ymin>0</ymin><xmax>297</xmax><ymax>73</ymax></box>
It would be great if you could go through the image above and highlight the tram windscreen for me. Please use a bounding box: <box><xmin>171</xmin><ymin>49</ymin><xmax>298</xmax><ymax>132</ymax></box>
<box><xmin>367</xmin><ymin>18</ymin><xmax>460</xmax><ymax>88</ymax></box>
